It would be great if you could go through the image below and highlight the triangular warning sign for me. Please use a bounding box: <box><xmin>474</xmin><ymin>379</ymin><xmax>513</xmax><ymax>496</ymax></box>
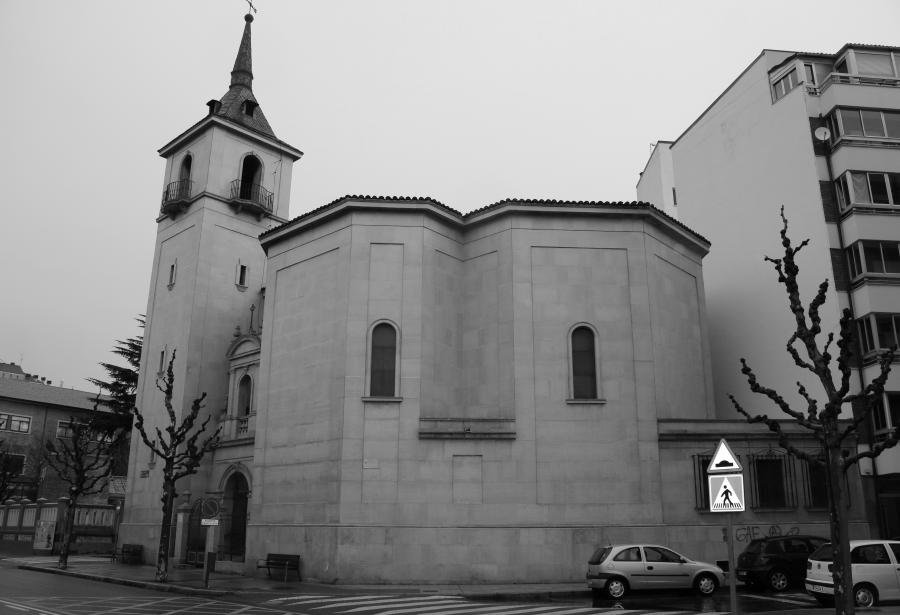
<box><xmin>707</xmin><ymin>438</ymin><xmax>742</xmax><ymax>474</ymax></box>
<box><xmin>710</xmin><ymin>475</ymin><xmax>744</xmax><ymax>511</ymax></box>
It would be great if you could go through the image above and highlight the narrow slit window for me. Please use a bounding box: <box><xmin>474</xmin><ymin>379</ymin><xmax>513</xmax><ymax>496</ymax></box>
<box><xmin>370</xmin><ymin>323</ymin><xmax>397</xmax><ymax>397</ymax></box>
<box><xmin>238</xmin><ymin>264</ymin><xmax>248</xmax><ymax>287</ymax></box>
<box><xmin>571</xmin><ymin>326</ymin><xmax>598</xmax><ymax>399</ymax></box>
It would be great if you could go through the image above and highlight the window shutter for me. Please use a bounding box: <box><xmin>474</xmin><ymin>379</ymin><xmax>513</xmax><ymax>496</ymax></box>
<box><xmin>819</xmin><ymin>181</ymin><xmax>838</xmax><ymax>222</ymax></box>
<box><xmin>830</xmin><ymin>248</ymin><xmax>850</xmax><ymax>292</ymax></box>
<box><xmin>856</xmin><ymin>52</ymin><xmax>894</xmax><ymax>76</ymax></box>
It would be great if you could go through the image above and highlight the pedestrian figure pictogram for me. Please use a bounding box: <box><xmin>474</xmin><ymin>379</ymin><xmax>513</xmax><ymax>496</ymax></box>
<box><xmin>708</xmin><ymin>474</ymin><xmax>745</xmax><ymax>512</ymax></box>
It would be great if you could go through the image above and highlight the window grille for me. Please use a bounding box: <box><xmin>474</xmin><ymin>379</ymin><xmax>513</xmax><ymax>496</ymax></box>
<box><xmin>748</xmin><ymin>452</ymin><xmax>797</xmax><ymax>510</ymax></box>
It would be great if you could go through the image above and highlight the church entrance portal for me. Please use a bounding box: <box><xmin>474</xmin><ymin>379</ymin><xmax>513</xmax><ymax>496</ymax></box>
<box><xmin>220</xmin><ymin>473</ymin><xmax>249</xmax><ymax>561</ymax></box>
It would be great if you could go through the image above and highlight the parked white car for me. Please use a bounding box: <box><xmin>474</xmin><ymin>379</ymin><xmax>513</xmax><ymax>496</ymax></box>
<box><xmin>805</xmin><ymin>539</ymin><xmax>900</xmax><ymax>607</ymax></box>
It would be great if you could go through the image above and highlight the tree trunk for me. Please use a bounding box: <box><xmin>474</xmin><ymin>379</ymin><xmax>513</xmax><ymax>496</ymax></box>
<box><xmin>57</xmin><ymin>497</ymin><xmax>77</xmax><ymax>570</ymax></box>
<box><xmin>156</xmin><ymin>484</ymin><xmax>174</xmax><ymax>582</ymax></box>
<box><xmin>828</xmin><ymin>447</ymin><xmax>854</xmax><ymax>615</ymax></box>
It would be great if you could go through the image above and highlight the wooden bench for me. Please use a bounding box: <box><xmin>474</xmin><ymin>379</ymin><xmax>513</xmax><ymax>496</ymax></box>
<box><xmin>257</xmin><ymin>553</ymin><xmax>301</xmax><ymax>581</ymax></box>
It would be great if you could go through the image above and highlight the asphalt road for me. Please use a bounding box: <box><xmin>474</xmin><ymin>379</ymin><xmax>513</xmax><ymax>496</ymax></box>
<box><xmin>0</xmin><ymin>562</ymin><xmax>852</xmax><ymax>615</ymax></box>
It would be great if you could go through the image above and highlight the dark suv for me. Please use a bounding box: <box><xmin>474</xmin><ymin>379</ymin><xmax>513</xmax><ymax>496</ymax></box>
<box><xmin>736</xmin><ymin>535</ymin><xmax>827</xmax><ymax>591</ymax></box>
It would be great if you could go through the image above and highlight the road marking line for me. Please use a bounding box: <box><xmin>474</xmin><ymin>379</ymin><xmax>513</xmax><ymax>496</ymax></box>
<box><xmin>741</xmin><ymin>592</ymin><xmax>815</xmax><ymax>605</ymax></box>
<box><xmin>0</xmin><ymin>599</ymin><xmax>62</xmax><ymax>615</ymax></box>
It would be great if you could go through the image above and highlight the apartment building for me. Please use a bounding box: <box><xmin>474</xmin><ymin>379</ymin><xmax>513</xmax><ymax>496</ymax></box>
<box><xmin>638</xmin><ymin>45</ymin><xmax>900</xmax><ymax>539</ymax></box>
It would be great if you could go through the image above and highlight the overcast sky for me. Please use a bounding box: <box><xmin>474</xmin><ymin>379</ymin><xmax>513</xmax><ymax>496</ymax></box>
<box><xmin>1</xmin><ymin>0</ymin><xmax>898</xmax><ymax>392</ymax></box>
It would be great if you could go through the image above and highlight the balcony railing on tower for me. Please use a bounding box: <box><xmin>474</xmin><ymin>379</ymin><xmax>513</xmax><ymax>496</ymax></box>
<box><xmin>160</xmin><ymin>179</ymin><xmax>193</xmax><ymax>216</ymax></box>
<box><xmin>229</xmin><ymin>179</ymin><xmax>274</xmax><ymax>217</ymax></box>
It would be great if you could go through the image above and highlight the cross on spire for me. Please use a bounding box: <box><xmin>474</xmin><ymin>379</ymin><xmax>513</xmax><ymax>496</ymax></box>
<box><xmin>245</xmin><ymin>0</ymin><xmax>257</xmax><ymax>14</ymax></box>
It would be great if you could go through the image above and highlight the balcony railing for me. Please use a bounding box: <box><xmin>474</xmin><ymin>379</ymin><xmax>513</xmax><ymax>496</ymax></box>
<box><xmin>160</xmin><ymin>179</ymin><xmax>193</xmax><ymax>216</ymax></box>
<box><xmin>229</xmin><ymin>179</ymin><xmax>274</xmax><ymax>216</ymax></box>
<box><xmin>808</xmin><ymin>72</ymin><xmax>900</xmax><ymax>96</ymax></box>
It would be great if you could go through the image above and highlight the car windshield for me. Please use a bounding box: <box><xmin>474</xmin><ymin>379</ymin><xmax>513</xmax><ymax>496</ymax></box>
<box><xmin>809</xmin><ymin>543</ymin><xmax>833</xmax><ymax>562</ymax></box>
<box><xmin>588</xmin><ymin>546</ymin><xmax>611</xmax><ymax>565</ymax></box>
<box><xmin>744</xmin><ymin>539</ymin><xmax>764</xmax><ymax>554</ymax></box>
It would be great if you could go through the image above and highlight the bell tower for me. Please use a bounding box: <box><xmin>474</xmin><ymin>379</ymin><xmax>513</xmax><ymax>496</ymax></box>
<box><xmin>122</xmin><ymin>13</ymin><xmax>301</xmax><ymax>543</ymax></box>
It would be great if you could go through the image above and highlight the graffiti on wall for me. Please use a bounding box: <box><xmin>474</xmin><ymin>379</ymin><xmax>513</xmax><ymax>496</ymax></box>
<box><xmin>734</xmin><ymin>524</ymin><xmax>800</xmax><ymax>542</ymax></box>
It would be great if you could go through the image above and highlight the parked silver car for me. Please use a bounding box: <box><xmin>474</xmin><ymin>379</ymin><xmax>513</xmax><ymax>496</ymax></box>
<box><xmin>586</xmin><ymin>543</ymin><xmax>725</xmax><ymax>599</ymax></box>
<box><xmin>805</xmin><ymin>539</ymin><xmax>900</xmax><ymax>607</ymax></box>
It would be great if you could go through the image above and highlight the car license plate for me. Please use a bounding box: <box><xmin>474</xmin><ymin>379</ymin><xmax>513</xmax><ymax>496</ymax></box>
<box><xmin>807</xmin><ymin>583</ymin><xmax>829</xmax><ymax>593</ymax></box>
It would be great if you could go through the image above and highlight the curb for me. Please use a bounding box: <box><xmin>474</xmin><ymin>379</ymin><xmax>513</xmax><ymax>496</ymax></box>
<box><xmin>17</xmin><ymin>564</ymin><xmax>231</xmax><ymax>597</ymax></box>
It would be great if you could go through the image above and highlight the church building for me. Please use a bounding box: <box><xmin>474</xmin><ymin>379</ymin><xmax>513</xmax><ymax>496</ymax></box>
<box><xmin>119</xmin><ymin>14</ymin><xmax>866</xmax><ymax>583</ymax></box>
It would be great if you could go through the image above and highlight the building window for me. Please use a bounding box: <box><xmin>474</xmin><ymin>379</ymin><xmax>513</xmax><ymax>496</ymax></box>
<box><xmin>369</xmin><ymin>322</ymin><xmax>398</xmax><ymax>397</ymax></box>
<box><xmin>179</xmin><ymin>154</ymin><xmax>192</xmax><ymax>182</ymax></box>
<box><xmin>237</xmin><ymin>374</ymin><xmax>252</xmax><ymax>416</ymax></box>
<box><xmin>834</xmin><ymin>171</ymin><xmax>900</xmax><ymax>210</ymax></box>
<box><xmin>0</xmin><ymin>413</ymin><xmax>31</xmax><ymax>433</ymax></box>
<box><xmin>855</xmin><ymin>51</ymin><xmax>896</xmax><ymax>77</ymax></box>
<box><xmin>872</xmin><ymin>391</ymin><xmax>900</xmax><ymax>440</ymax></box>
<box><xmin>805</xmin><ymin>459</ymin><xmax>828</xmax><ymax>509</ymax></box>
<box><xmin>693</xmin><ymin>454</ymin><xmax>713</xmax><ymax>510</ymax></box>
<box><xmin>749</xmin><ymin>453</ymin><xmax>797</xmax><ymax>510</ymax></box>
<box><xmin>239</xmin><ymin>155</ymin><xmax>262</xmax><ymax>199</ymax></box>
<box><xmin>831</xmin><ymin>108</ymin><xmax>900</xmax><ymax>140</ymax></box>
<box><xmin>856</xmin><ymin>313</ymin><xmax>900</xmax><ymax>355</ymax></box>
<box><xmin>846</xmin><ymin>240</ymin><xmax>900</xmax><ymax>279</ymax></box>
<box><xmin>1</xmin><ymin>453</ymin><xmax>25</xmax><ymax>477</ymax></box>
<box><xmin>570</xmin><ymin>325</ymin><xmax>599</xmax><ymax>400</ymax></box>
<box><xmin>236</xmin><ymin>262</ymin><xmax>248</xmax><ymax>288</ymax></box>
<box><xmin>772</xmin><ymin>68</ymin><xmax>799</xmax><ymax>101</ymax></box>
<box><xmin>158</xmin><ymin>348</ymin><xmax>167</xmax><ymax>374</ymax></box>
<box><xmin>803</xmin><ymin>62</ymin><xmax>831</xmax><ymax>88</ymax></box>
<box><xmin>167</xmin><ymin>260</ymin><xmax>177</xmax><ymax>289</ymax></box>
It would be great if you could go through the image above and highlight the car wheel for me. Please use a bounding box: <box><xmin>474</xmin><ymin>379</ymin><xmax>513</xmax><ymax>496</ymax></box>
<box><xmin>854</xmin><ymin>584</ymin><xmax>878</xmax><ymax>608</ymax></box>
<box><xmin>695</xmin><ymin>572</ymin><xmax>718</xmax><ymax>596</ymax></box>
<box><xmin>605</xmin><ymin>577</ymin><xmax>628</xmax><ymax>599</ymax></box>
<box><xmin>767</xmin><ymin>569</ymin><xmax>790</xmax><ymax>592</ymax></box>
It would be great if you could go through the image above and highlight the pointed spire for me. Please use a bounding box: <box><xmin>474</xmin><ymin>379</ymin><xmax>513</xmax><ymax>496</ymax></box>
<box><xmin>230</xmin><ymin>14</ymin><xmax>254</xmax><ymax>90</ymax></box>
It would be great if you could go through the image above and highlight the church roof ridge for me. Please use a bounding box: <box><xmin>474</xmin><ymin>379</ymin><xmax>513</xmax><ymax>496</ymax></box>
<box><xmin>260</xmin><ymin>195</ymin><xmax>708</xmax><ymax>245</ymax></box>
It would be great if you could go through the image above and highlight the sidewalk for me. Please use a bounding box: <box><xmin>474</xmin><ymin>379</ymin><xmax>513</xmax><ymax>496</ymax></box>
<box><xmin>3</xmin><ymin>554</ymin><xmax>591</xmax><ymax>600</ymax></box>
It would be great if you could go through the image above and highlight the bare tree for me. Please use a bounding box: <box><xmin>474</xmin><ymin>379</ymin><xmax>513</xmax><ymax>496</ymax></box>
<box><xmin>43</xmin><ymin>416</ymin><xmax>115</xmax><ymax>569</ymax></box>
<box><xmin>730</xmin><ymin>208</ymin><xmax>898</xmax><ymax>615</ymax></box>
<box><xmin>132</xmin><ymin>350</ymin><xmax>220</xmax><ymax>582</ymax></box>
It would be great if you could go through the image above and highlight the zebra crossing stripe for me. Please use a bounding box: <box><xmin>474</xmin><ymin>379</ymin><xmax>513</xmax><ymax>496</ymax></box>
<box><xmin>335</xmin><ymin>598</ymin><xmax>472</xmax><ymax>612</ymax></box>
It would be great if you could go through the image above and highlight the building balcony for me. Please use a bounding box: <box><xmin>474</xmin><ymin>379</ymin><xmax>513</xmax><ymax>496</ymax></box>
<box><xmin>229</xmin><ymin>179</ymin><xmax>274</xmax><ymax>218</ymax></box>
<box><xmin>219</xmin><ymin>413</ymin><xmax>255</xmax><ymax>444</ymax></box>
<box><xmin>160</xmin><ymin>179</ymin><xmax>193</xmax><ymax>216</ymax></box>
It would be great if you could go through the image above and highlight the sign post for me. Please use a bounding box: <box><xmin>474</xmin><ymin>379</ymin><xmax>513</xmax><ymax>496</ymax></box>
<box><xmin>200</xmin><ymin>498</ymin><xmax>220</xmax><ymax>589</ymax></box>
<box><xmin>707</xmin><ymin>438</ymin><xmax>743</xmax><ymax>615</ymax></box>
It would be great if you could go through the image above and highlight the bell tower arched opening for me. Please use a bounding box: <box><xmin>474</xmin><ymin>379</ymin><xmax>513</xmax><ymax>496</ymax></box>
<box><xmin>239</xmin><ymin>155</ymin><xmax>262</xmax><ymax>200</ymax></box>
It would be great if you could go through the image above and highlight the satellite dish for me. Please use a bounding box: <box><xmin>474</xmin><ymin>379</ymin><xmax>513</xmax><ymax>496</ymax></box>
<box><xmin>814</xmin><ymin>126</ymin><xmax>831</xmax><ymax>142</ymax></box>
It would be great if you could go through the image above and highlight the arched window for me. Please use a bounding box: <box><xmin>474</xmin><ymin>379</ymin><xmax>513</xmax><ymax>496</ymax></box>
<box><xmin>369</xmin><ymin>322</ymin><xmax>398</xmax><ymax>397</ymax></box>
<box><xmin>239</xmin><ymin>155</ymin><xmax>262</xmax><ymax>200</ymax></box>
<box><xmin>237</xmin><ymin>374</ymin><xmax>252</xmax><ymax>416</ymax></box>
<box><xmin>571</xmin><ymin>325</ymin><xmax>598</xmax><ymax>399</ymax></box>
<box><xmin>179</xmin><ymin>154</ymin><xmax>192</xmax><ymax>182</ymax></box>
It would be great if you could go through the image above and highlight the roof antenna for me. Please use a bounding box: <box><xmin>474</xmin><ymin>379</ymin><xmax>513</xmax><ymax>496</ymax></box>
<box><xmin>244</xmin><ymin>0</ymin><xmax>257</xmax><ymax>14</ymax></box>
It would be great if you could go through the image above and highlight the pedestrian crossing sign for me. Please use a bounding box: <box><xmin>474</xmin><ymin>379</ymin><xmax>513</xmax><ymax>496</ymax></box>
<box><xmin>708</xmin><ymin>474</ymin><xmax>745</xmax><ymax>512</ymax></box>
